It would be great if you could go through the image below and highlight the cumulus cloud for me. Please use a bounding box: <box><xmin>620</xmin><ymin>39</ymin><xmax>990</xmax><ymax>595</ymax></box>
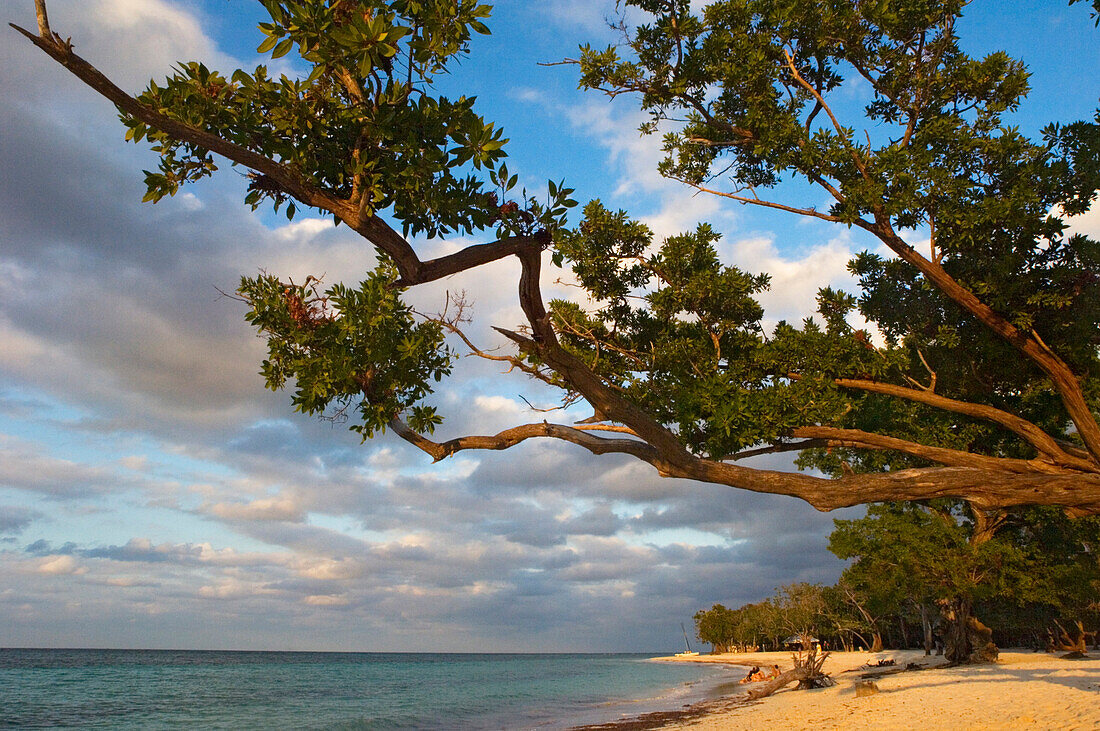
<box><xmin>203</xmin><ymin>495</ymin><xmax>306</xmax><ymax>523</ymax></box>
<box><xmin>37</xmin><ymin>554</ymin><xmax>85</xmax><ymax>575</ymax></box>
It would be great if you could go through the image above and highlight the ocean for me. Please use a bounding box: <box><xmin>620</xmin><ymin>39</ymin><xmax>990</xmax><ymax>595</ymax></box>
<box><xmin>0</xmin><ymin>649</ymin><xmax>736</xmax><ymax>729</ymax></box>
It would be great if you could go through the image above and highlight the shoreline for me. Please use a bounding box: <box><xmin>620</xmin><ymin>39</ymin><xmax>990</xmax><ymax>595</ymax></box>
<box><xmin>574</xmin><ymin>649</ymin><xmax>1100</xmax><ymax>730</ymax></box>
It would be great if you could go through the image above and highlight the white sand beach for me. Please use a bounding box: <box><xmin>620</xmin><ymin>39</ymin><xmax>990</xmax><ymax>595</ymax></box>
<box><xmin>649</xmin><ymin>649</ymin><xmax>1100</xmax><ymax>730</ymax></box>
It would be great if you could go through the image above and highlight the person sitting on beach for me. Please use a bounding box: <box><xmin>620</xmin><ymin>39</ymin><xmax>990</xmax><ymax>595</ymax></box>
<box><xmin>766</xmin><ymin>664</ymin><xmax>781</xmax><ymax>680</ymax></box>
<box><xmin>739</xmin><ymin>666</ymin><xmax>761</xmax><ymax>684</ymax></box>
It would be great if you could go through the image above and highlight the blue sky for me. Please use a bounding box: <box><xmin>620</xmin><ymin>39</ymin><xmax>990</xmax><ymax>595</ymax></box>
<box><xmin>1</xmin><ymin>0</ymin><xmax>1098</xmax><ymax>652</ymax></box>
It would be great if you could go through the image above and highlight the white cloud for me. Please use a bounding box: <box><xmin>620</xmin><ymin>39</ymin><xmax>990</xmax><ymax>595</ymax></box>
<box><xmin>296</xmin><ymin>558</ymin><xmax>365</xmax><ymax>581</ymax></box>
<box><xmin>204</xmin><ymin>495</ymin><xmax>305</xmax><ymax>523</ymax></box>
<box><xmin>118</xmin><ymin>455</ymin><xmax>148</xmax><ymax>471</ymax></box>
<box><xmin>38</xmin><ymin>555</ymin><xmax>85</xmax><ymax>575</ymax></box>
<box><xmin>1064</xmin><ymin>201</ymin><xmax>1100</xmax><ymax>238</ymax></box>
<box><xmin>731</xmin><ymin>232</ymin><xmax>859</xmax><ymax>325</ymax></box>
<box><xmin>54</xmin><ymin>0</ymin><xmax>233</xmax><ymax>88</ymax></box>
<box><xmin>0</xmin><ymin>434</ymin><xmax>132</xmax><ymax>498</ymax></box>
<box><xmin>177</xmin><ymin>192</ymin><xmax>204</xmax><ymax>212</ymax></box>
<box><xmin>198</xmin><ymin>579</ymin><xmax>266</xmax><ymax>600</ymax></box>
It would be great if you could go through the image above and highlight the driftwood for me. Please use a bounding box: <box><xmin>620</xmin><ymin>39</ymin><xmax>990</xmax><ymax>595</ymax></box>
<box><xmin>1047</xmin><ymin>620</ymin><xmax>1095</xmax><ymax>657</ymax></box>
<box><xmin>743</xmin><ymin>666</ymin><xmax>812</xmax><ymax>701</ymax></box>
<box><xmin>793</xmin><ymin>645</ymin><xmax>835</xmax><ymax>689</ymax></box>
<box><xmin>743</xmin><ymin>645</ymin><xmax>834</xmax><ymax>701</ymax></box>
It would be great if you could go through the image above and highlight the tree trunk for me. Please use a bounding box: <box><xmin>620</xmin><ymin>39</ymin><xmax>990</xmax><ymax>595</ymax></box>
<box><xmin>743</xmin><ymin>666</ymin><xmax>810</xmax><ymax>700</ymax></box>
<box><xmin>920</xmin><ymin>603</ymin><xmax>935</xmax><ymax>656</ymax></box>
<box><xmin>870</xmin><ymin>631</ymin><xmax>884</xmax><ymax>653</ymax></box>
<box><xmin>941</xmin><ymin>598</ymin><xmax>998</xmax><ymax>664</ymax></box>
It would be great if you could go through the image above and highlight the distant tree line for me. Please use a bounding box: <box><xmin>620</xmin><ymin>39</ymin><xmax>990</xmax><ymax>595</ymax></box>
<box><xmin>695</xmin><ymin>504</ymin><xmax>1100</xmax><ymax>662</ymax></box>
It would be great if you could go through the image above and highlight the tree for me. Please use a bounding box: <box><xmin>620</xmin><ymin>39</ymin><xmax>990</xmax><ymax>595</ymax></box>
<box><xmin>693</xmin><ymin>603</ymin><xmax>736</xmax><ymax>652</ymax></box>
<box><xmin>693</xmin><ymin>504</ymin><xmax>1099</xmax><ymax>662</ymax></box>
<box><xmin>827</xmin><ymin>502</ymin><xmax>1100</xmax><ymax>663</ymax></box>
<box><xmin>819</xmin><ymin>583</ymin><xmax>875</xmax><ymax>653</ymax></box>
<box><xmin>13</xmin><ymin>0</ymin><xmax>1100</xmax><ymax>513</ymax></box>
<box><xmin>771</xmin><ymin>582</ymin><xmax>827</xmax><ymax>643</ymax></box>
<box><xmin>985</xmin><ymin>507</ymin><xmax>1100</xmax><ymax>651</ymax></box>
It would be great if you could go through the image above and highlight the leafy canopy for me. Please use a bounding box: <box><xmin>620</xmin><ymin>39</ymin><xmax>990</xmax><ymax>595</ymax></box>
<box><xmin>18</xmin><ymin>0</ymin><xmax>1100</xmax><ymax>513</ymax></box>
<box><xmin>123</xmin><ymin>0</ymin><xmax>1100</xmax><ymax>491</ymax></box>
<box><xmin>566</xmin><ymin>0</ymin><xmax>1100</xmax><ymax>491</ymax></box>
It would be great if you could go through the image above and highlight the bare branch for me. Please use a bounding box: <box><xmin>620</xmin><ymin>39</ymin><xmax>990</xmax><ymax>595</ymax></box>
<box><xmin>34</xmin><ymin>0</ymin><xmax>51</xmax><ymax>37</ymax></box>
<box><xmin>420</xmin><ymin>304</ymin><xmax>562</xmax><ymax>389</ymax></box>
<box><xmin>719</xmin><ymin>439</ymin><xmax>830</xmax><ymax>461</ymax></box>
<box><xmin>556</xmin><ymin>319</ymin><xmax>649</xmax><ymax>367</ymax></box>
<box><xmin>674</xmin><ymin>178</ymin><xmax>852</xmax><ymax>224</ymax></box>
<box><xmin>394</xmin><ymin>235</ymin><xmax>540</xmax><ymax>287</ymax></box>
<box><xmin>388</xmin><ymin>417</ymin><xmax>660</xmax><ymax>464</ymax></box>
<box><xmin>572</xmin><ymin>424</ymin><xmax>640</xmax><ymax>436</ymax></box>
<box><xmin>783</xmin><ymin>48</ymin><xmax>871</xmax><ymax>181</ymax></box>
<box><xmin>915</xmin><ymin>350</ymin><xmax>937</xmax><ymax>392</ymax></box>
<box><xmin>517</xmin><ymin>394</ymin><xmax>573</xmax><ymax>413</ymax></box>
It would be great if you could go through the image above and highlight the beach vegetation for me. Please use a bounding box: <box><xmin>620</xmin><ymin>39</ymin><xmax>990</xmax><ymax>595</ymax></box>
<box><xmin>12</xmin><ymin>2</ymin><xmax>1100</xmax><ymax>518</ymax></box>
<box><xmin>694</xmin><ymin>584</ymin><xmax>833</xmax><ymax>654</ymax></box>
<box><xmin>695</xmin><ymin>506</ymin><xmax>1100</xmax><ymax>662</ymax></box>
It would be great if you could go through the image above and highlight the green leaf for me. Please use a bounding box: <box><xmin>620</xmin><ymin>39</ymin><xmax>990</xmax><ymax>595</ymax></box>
<box><xmin>256</xmin><ymin>35</ymin><xmax>279</xmax><ymax>54</ymax></box>
<box><xmin>271</xmin><ymin>38</ymin><xmax>295</xmax><ymax>59</ymax></box>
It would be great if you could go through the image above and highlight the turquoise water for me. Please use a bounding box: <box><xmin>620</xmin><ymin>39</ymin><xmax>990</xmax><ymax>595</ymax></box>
<box><xmin>0</xmin><ymin>649</ymin><xmax>734</xmax><ymax>729</ymax></box>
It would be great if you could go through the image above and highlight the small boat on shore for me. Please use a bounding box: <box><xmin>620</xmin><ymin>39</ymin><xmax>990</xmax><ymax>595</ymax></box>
<box><xmin>675</xmin><ymin>623</ymin><xmax>700</xmax><ymax>657</ymax></box>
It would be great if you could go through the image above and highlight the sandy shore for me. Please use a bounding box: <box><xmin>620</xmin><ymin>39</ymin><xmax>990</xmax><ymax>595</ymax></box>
<box><xmin>606</xmin><ymin>649</ymin><xmax>1100</xmax><ymax>730</ymax></box>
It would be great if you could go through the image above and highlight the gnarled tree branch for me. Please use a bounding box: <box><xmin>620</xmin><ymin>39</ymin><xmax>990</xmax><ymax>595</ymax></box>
<box><xmin>388</xmin><ymin>417</ymin><xmax>659</xmax><ymax>464</ymax></box>
<box><xmin>10</xmin><ymin>20</ymin><xmax>539</xmax><ymax>290</ymax></box>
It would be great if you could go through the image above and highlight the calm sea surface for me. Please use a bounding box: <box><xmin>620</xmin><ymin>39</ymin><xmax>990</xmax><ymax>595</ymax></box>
<box><xmin>0</xmin><ymin>649</ymin><xmax>735</xmax><ymax>729</ymax></box>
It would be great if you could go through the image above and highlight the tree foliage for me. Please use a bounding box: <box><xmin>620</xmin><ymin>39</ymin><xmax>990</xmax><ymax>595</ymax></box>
<box><xmin>694</xmin><ymin>585</ymin><xmax>829</xmax><ymax>653</ymax></box>
<box><xmin>240</xmin><ymin>267</ymin><xmax>452</xmax><ymax>437</ymax></box>
<box><xmin>693</xmin><ymin>506</ymin><xmax>1100</xmax><ymax>656</ymax></box>
<box><xmin>14</xmin><ymin>0</ymin><xmax>1100</xmax><ymax>513</ymax></box>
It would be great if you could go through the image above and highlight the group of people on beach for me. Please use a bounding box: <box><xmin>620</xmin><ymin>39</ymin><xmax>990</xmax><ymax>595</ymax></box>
<box><xmin>739</xmin><ymin>664</ymin><xmax>782</xmax><ymax>684</ymax></box>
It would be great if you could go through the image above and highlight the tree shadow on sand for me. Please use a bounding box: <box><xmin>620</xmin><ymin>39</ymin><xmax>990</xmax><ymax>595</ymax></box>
<box><xmin>847</xmin><ymin>658</ymin><xmax>1100</xmax><ymax>696</ymax></box>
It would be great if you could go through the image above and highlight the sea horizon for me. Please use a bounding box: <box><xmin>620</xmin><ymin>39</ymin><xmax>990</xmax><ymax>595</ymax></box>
<box><xmin>1</xmin><ymin>647</ymin><xmax>733</xmax><ymax>729</ymax></box>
